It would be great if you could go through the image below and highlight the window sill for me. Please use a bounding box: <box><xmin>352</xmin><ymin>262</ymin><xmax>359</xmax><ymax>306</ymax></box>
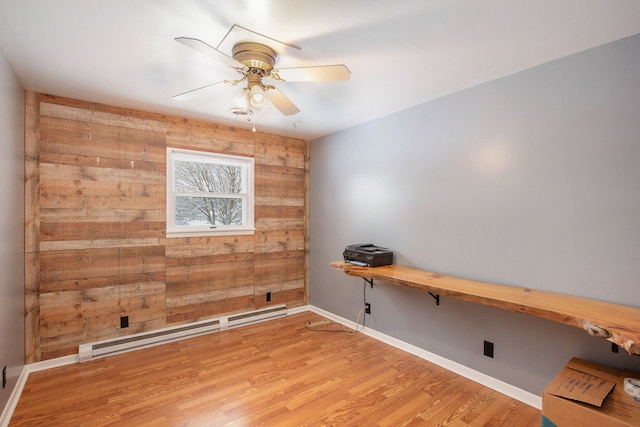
<box><xmin>166</xmin><ymin>228</ymin><xmax>256</xmax><ymax>238</ymax></box>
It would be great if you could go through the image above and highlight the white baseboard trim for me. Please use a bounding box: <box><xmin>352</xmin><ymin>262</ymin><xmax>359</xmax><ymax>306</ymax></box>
<box><xmin>0</xmin><ymin>355</ymin><xmax>78</xmax><ymax>427</ymax></box>
<box><xmin>1</xmin><ymin>304</ymin><xmax>539</xmax><ymax>427</ymax></box>
<box><xmin>307</xmin><ymin>305</ymin><xmax>542</xmax><ymax>410</ymax></box>
<box><xmin>0</xmin><ymin>366</ymin><xmax>27</xmax><ymax>427</ymax></box>
<box><xmin>287</xmin><ymin>304</ymin><xmax>312</xmax><ymax>315</ymax></box>
<box><xmin>26</xmin><ymin>354</ymin><xmax>79</xmax><ymax>373</ymax></box>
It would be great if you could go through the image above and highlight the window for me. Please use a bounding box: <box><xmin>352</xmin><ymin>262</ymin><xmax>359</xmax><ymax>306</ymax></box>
<box><xmin>166</xmin><ymin>148</ymin><xmax>254</xmax><ymax>237</ymax></box>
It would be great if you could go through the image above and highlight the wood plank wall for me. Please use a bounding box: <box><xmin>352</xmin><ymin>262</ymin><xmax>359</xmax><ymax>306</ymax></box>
<box><xmin>24</xmin><ymin>92</ymin><xmax>308</xmax><ymax>362</ymax></box>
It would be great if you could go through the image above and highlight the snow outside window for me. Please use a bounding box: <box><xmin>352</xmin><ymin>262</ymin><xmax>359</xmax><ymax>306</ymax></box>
<box><xmin>166</xmin><ymin>148</ymin><xmax>254</xmax><ymax>237</ymax></box>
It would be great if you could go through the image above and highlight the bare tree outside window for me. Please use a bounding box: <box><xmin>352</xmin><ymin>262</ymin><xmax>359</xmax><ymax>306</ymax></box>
<box><xmin>167</xmin><ymin>148</ymin><xmax>254</xmax><ymax>237</ymax></box>
<box><xmin>174</xmin><ymin>160</ymin><xmax>244</xmax><ymax>226</ymax></box>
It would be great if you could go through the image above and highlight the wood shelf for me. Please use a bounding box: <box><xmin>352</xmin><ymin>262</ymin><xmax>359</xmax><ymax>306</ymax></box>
<box><xmin>330</xmin><ymin>261</ymin><xmax>640</xmax><ymax>355</ymax></box>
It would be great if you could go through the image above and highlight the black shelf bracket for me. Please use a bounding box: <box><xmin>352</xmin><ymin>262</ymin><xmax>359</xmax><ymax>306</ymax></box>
<box><xmin>429</xmin><ymin>292</ymin><xmax>440</xmax><ymax>306</ymax></box>
<box><xmin>363</xmin><ymin>278</ymin><xmax>374</xmax><ymax>288</ymax></box>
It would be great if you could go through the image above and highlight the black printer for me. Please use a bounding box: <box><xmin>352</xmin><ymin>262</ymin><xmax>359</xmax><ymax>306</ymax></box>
<box><xmin>343</xmin><ymin>244</ymin><xmax>393</xmax><ymax>267</ymax></box>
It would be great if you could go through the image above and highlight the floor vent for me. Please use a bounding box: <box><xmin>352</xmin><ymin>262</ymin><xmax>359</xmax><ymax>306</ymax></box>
<box><xmin>78</xmin><ymin>304</ymin><xmax>288</xmax><ymax>362</ymax></box>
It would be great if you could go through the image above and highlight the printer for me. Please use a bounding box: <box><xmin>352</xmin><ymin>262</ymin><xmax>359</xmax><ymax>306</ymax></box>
<box><xmin>343</xmin><ymin>244</ymin><xmax>393</xmax><ymax>267</ymax></box>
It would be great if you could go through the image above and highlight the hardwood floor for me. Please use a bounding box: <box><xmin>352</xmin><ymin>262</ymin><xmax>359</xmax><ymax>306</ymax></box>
<box><xmin>10</xmin><ymin>312</ymin><xmax>540</xmax><ymax>426</ymax></box>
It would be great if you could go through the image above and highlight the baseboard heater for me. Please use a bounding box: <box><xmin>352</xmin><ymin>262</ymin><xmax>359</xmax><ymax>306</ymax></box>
<box><xmin>78</xmin><ymin>304</ymin><xmax>288</xmax><ymax>362</ymax></box>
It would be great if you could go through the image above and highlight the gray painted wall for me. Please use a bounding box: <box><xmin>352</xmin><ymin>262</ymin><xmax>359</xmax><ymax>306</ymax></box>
<box><xmin>0</xmin><ymin>49</ymin><xmax>25</xmax><ymax>413</ymax></box>
<box><xmin>310</xmin><ymin>33</ymin><xmax>640</xmax><ymax>395</ymax></box>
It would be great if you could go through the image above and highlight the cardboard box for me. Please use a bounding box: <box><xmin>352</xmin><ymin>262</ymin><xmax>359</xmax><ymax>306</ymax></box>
<box><xmin>542</xmin><ymin>358</ymin><xmax>640</xmax><ymax>427</ymax></box>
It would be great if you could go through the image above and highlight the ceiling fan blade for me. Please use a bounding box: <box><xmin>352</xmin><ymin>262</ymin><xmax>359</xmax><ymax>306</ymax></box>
<box><xmin>275</xmin><ymin>64</ymin><xmax>350</xmax><ymax>82</ymax></box>
<box><xmin>267</xmin><ymin>88</ymin><xmax>300</xmax><ymax>116</ymax></box>
<box><xmin>175</xmin><ymin>37</ymin><xmax>244</xmax><ymax>69</ymax></box>
<box><xmin>173</xmin><ymin>81</ymin><xmax>225</xmax><ymax>101</ymax></box>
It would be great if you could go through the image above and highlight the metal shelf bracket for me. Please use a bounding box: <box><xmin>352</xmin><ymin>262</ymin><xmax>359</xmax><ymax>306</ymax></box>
<box><xmin>429</xmin><ymin>292</ymin><xmax>440</xmax><ymax>305</ymax></box>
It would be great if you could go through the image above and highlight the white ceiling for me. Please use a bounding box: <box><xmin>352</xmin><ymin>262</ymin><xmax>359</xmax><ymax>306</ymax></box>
<box><xmin>1</xmin><ymin>1</ymin><xmax>639</xmax><ymax>140</ymax></box>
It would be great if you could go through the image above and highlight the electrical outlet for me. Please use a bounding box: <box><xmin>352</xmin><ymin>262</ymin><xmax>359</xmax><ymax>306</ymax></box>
<box><xmin>120</xmin><ymin>315</ymin><xmax>129</xmax><ymax>329</ymax></box>
<box><xmin>266</xmin><ymin>291</ymin><xmax>272</xmax><ymax>302</ymax></box>
<box><xmin>365</xmin><ymin>303</ymin><xmax>371</xmax><ymax>314</ymax></box>
<box><xmin>483</xmin><ymin>340</ymin><xmax>494</xmax><ymax>358</ymax></box>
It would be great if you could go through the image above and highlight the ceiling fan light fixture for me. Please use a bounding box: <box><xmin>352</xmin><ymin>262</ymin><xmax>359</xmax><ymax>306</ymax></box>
<box><xmin>249</xmin><ymin>84</ymin><xmax>267</xmax><ymax>108</ymax></box>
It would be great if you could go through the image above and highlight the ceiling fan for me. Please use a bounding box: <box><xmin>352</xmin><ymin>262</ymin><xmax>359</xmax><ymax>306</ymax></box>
<box><xmin>174</xmin><ymin>25</ymin><xmax>351</xmax><ymax>117</ymax></box>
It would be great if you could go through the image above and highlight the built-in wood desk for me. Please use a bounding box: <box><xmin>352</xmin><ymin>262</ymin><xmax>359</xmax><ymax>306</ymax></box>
<box><xmin>330</xmin><ymin>261</ymin><xmax>640</xmax><ymax>356</ymax></box>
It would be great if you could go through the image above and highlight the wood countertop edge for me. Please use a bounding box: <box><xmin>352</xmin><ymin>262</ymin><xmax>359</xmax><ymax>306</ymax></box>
<box><xmin>330</xmin><ymin>261</ymin><xmax>640</xmax><ymax>355</ymax></box>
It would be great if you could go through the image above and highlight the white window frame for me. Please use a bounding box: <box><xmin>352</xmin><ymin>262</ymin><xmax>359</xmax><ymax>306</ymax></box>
<box><xmin>166</xmin><ymin>147</ymin><xmax>255</xmax><ymax>237</ymax></box>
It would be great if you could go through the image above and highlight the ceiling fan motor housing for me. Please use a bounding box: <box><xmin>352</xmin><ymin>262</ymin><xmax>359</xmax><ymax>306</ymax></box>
<box><xmin>232</xmin><ymin>42</ymin><xmax>276</xmax><ymax>74</ymax></box>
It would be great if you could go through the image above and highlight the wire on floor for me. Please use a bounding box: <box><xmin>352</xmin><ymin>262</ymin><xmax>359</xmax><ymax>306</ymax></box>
<box><xmin>305</xmin><ymin>279</ymin><xmax>368</xmax><ymax>335</ymax></box>
<box><xmin>304</xmin><ymin>305</ymin><xmax>366</xmax><ymax>335</ymax></box>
